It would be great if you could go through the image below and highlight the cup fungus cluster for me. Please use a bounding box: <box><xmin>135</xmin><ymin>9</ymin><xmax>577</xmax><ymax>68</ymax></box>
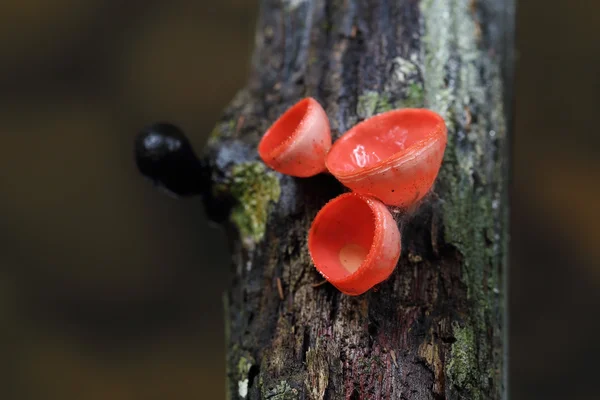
<box><xmin>258</xmin><ymin>97</ymin><xmax>447</xmax><ymax>295</ymax></box>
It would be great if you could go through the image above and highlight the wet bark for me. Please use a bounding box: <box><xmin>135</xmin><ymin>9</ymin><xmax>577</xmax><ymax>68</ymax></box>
<box><xmin>204</xmin><ymin>0</ymin><xmax>512</xmax><ymax>399</ymax></box>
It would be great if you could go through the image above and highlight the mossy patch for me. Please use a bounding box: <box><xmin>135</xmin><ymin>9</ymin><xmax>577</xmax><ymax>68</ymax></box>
<box><xmin>420</xmin><ymin>0</ymin><xmax>507</xmax><ymax>398</ymax></box>
<box><xmin>209</xmin><ymin>119</ymin><xmax>236</xmax><ymax>145</ymax></box>
<box><xmin>208</xmin><ymin>125</ymin><xmax>222</xmax><ymax>145</ymax></box>
<box><xmin>446</xmin><ymin>322</ymin><xmax>479</xmax><ymax>398</ymax></box>
<box><xmin>229</xmin><ymin>162</ymin><xmax>281</xmax><ymax>247</ymax></box>
<box><xmin>400</xmin><ymin>82</ymin><xmax>425</xmax><ymax>108</ymax></box>
<box><xmin>236</xmin><ymin>354</ymin><xmax>255</xmax><ymax>399</ymax></box>
<box><xmin>357</xmin><ymin>91</ymin><xmax>382</xmax><ymax>119</ymax></box>
<box><xmin>261</xmin><ymin>380</ymin><xmax>299</xmax><ymax>400</ymax></box>
<box><xmin>238</xmin><ymin>355</ymin><xmax>255</xmax><ymax>380</ymax></box>
<box><xmin>385</xmin><ymin>56</ymin><xmax>425</xmax><ymax>109</ymax></box>
<box><xmin>358</xmin><ymin>58</ymin><xmax>425</xmax><ymax>120</ymax></box>
<box><xmin>357</xmin><ymin>91</ymin><xmax>394</xmax><ymax>119</ymax></box>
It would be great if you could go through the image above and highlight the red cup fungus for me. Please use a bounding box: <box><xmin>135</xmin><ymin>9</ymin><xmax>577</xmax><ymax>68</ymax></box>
<box><xmin>325</xmin><ymin>108</ymin><xmax>447</xmax><ymax>207</ymax></box>
<box><xmin>308</xmin><ymin>192</ymin><xmax>401</xmax><ymax>295</ymax></box>
<box><xmin>258</xmin><ymin>97</ymin><xmax>332</xmax><ymax>177</ymax></box>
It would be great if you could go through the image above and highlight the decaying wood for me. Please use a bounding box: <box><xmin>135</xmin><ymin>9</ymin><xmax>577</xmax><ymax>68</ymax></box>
<box><xmin>204</xmin><ymin>0</ymin><xmax>512</xmax><ymax>398</ymax></box>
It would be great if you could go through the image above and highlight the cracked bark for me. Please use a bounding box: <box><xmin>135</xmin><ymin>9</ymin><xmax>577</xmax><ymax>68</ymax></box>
<box><xmin>204</xmin><ymin>0</ymin><xmax>512</xmax><ymax>399</ymax></box>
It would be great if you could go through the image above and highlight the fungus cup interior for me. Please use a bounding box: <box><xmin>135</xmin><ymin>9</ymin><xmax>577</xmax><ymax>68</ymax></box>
<box><xmin>258</xmin><ymin>98</ymin><xmax>311</xmax><ymax>159</ymax></box>
<box><xmin>326</xmin><ymin>109</ymin><xmax>445</xmax><ymax>175</ymax></box>
<box><xmin>309</xmin><ymin>194</ymin><xmax>378</xmax><ymax>280</ymax></box>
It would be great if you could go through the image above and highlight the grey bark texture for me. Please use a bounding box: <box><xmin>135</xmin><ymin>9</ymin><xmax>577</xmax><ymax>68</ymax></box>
<box><xmin>204</xmin><ymin>0</ymin><xmax>512</xmax><ymax>399</ymax></box>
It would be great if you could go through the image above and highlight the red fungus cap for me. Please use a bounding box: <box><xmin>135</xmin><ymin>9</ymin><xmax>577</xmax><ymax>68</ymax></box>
<box><xmin>308</xmin><ymin>192</ymin><xmax>401</xmax><ymax>295</ymax></box>
<box><xmin>258</xmin><ymin>97</ymin><xmax>332</xmax><ymax>177</ymax></box>
<box><xmin>325</xmin><ymin>108</ymin><xmax>447</xmax><ymax>207</ymax></box>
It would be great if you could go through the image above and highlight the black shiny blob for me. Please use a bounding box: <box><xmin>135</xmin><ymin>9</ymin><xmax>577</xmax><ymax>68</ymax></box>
<box><xmin>134</xmin><ymin>122</ymin><xmax>209</xmax><ymax>197</ymax></box>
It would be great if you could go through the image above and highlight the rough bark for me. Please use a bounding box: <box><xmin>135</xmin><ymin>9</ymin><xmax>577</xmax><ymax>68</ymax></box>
<box><xmin>204</xmin><ymin>0</ymin><xmax>511</xmax><ymax>399</ymax></box>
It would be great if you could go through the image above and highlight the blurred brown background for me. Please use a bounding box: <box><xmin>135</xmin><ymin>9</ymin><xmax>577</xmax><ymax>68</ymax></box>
<box><xmin>0</xmin><ymin>1</ymin><xmax>597</xmax><ymax>399</ymax></box>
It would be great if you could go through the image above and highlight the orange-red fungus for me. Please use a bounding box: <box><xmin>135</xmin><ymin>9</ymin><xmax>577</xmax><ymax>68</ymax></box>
<box><xmin>308</xmin><ymin>192</ymin><xmax>401</xmax><ymax>295</ymax></box>
<box><xmin>325</xmin><ymin>108</ymin><xmax>447</xmax><ymax>207</ymax></box>
<box><xmin>258</xmin><ymin>97</ymin><xmax>332</xmax><ymax>177</ymax></box>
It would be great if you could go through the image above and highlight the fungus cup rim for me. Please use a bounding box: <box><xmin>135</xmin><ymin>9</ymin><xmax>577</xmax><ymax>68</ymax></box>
<box><xmin>325</xmin><ymin>108</ymin><xmax>447</xmax><ymax>179</ymax></box>
<box><xmin>258</xmin><ymin>97</ymin><xmax>319</xmax><ymax>162</ymax></box>
<box><xmin>308</xmin><ymin>192</ymin><xmax>386</xmax><ymax>287</ymax></box>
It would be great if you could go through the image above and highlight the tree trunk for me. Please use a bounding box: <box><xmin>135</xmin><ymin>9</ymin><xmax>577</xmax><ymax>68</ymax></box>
<box><xmin>204</xmin><ymin>0</ymin><xmax>512</xmax><ymax>399</ymax></box>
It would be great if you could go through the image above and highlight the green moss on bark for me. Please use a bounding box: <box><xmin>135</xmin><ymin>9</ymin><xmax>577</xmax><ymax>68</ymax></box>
<box><xmin>401</xmin><ymin>82</ymin><xmax>426</xmax><ymax>108</ymax></box>
<box><xmin>446</xmin><ymin>322</ymin><xmax>480</xmax><ymax>398</ymax></box>
<box><xmin>229</xmin><ymin>162</ymin><xmax>281</xmax><ymax>248</ymax></box>
<box><xmin>420</xmin><ymin>0</ymin><xmax>506</xmax><ymax>398</ymax></box>
<box><xmin>357</xmin><ymin>91</ymin><xmax>391</xmax><ymax>119</ymax></box>
<box><xmin>260</xmin><ymin>379</ymin><xmax>299</xmax><ymax>400</ymax></box>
